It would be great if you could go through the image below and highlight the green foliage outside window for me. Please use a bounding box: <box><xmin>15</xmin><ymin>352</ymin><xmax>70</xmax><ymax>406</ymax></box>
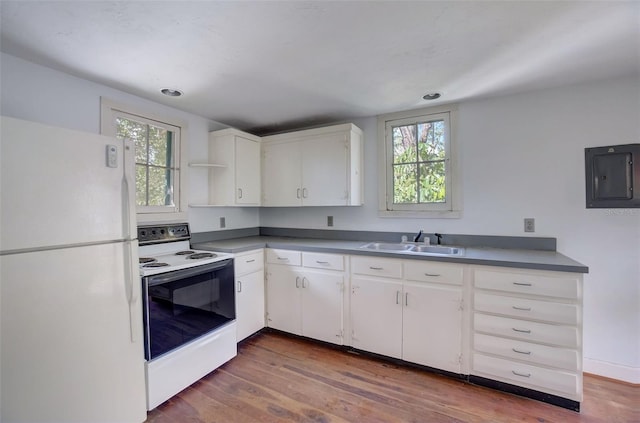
<box><xmin>392</xmin><ymin>120</ymin><xmax>446</xmax><ymax>204</ymax></box>
<box><xmin>116</xmin><ymin>117</ymin><xmax>174</xmax><ymax>207</ymax></box>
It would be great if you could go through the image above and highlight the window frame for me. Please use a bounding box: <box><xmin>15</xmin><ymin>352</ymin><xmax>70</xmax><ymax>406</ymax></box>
<box><xmin>377</xmin><ymin>104</ymin><xmax>461</xmax><ymax>218</ymax></box>
<box><xmin>100</xmin><ymin>98</ymin><xmax>188</xmax><ymax>223</ymax></box>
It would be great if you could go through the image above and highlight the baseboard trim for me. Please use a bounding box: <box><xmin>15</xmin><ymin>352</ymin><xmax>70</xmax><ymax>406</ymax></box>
<box><xmin>583</xmin><ymin>358</ymin><xmax>640</xmax><ymax>385</ymax></box>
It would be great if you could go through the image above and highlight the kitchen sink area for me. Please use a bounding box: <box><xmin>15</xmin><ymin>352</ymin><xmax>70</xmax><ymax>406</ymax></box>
<box><xmin>360</xmin><ymin>242</ymin><xmax>464</xmax><ymax>256</ymax></box>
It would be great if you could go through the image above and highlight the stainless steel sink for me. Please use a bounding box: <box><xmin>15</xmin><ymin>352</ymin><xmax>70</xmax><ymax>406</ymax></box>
<box><xmin>360</xmin><ymin>242</ymin><xmax>415</xmax><ymax>251</ymax></box>
<box><xmin>412</xmin><ymin>245</ymin><xmax>462</xmax><ymax>255</ymax></box>
<box><xmin>360</xmin><ymin>242</ymin><xmax>463</xmax><ymax>256</ymax></box>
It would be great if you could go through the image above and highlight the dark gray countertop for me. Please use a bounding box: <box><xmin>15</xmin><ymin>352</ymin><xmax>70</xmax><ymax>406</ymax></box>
<box><xmin>193</xmin><ymin>236</ymin><xmax>589</xmax><ymax>273</ymax></box>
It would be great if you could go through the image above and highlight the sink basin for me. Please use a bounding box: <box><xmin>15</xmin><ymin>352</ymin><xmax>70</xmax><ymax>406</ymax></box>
<box><xmin>412</xmin><ymin>245</ymin><xmax>462</xmax><ymax>255</ymax></box>
<box><xmin>360</xmin><ymin>242</ymin><xmax>415</xmax><ymax>251</ymax></box>
<box><xmin>360</xmin><ymin>242</ymin><xmax>463</xmax><ymax>256</ymax></box>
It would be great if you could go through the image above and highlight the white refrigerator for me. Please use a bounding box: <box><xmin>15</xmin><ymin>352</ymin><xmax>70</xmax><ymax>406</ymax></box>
<box><xmin>0</xmin><ymin>116</ymin><xmax>147</xmax><ymax>422</ymax></box>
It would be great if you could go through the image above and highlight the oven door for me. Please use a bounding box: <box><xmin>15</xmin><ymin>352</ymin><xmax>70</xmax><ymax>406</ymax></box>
<box><xmin>142</xmin><ymin>258</ymin><xmax>235</xmax><ymax>360</ymax></box>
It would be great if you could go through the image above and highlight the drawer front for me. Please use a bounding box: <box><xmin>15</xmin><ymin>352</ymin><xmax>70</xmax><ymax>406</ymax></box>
<box><xmin>473</xmin><ymin>333</ymin><xmax>579</xmax><ymax>371</ymax></box>
<box><xmin>351</xmin><ymin>256</ymin><xmax>402</xmax><ymax>279</ymax></box>
<box><xmin>475</xmin><ymin>269</ymin><xmax>580</xmax><ymax>299</ymax></box>
<box><xmin>234</xmin><ymin>250</ymin><xmax>264</xmax><ymax>275</ymax></box>
<box><xmin>474</xmin><ymin>292</ymin><xmax>579</xmax><ymax>325</ymax></box>
<box><xmin>302</xmin><ymin>252</ymin><xmax>345</xmax><ymax>271</ymax></box>
<box><xmin>266</xmin><ymin>249</ymin><xmax>302</xmax><ymax>266</ymax></box>
<box><xmin>473</xmin><ymin>353</ymin><xmax>580</xmax><ymax>399</ymax></box>
<box><xmin>474</xmin><ymin>313</ymin><xmax>579</xmax><ymax>347</ymax></box>
<box><xmin>404</xmin><ymin>260</ymin><xmax>463</xmax><ymax>285</ymax></box>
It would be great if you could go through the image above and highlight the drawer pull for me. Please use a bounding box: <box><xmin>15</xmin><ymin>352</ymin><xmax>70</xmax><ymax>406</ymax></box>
<box><xmin>369</xmin><ymin>266</ymin><xmax>384</xmax><ymax>270</ymax></box>
<box><xmin>512</xmin><ymin>327</ymin><xmax>531</xmax><ymax>334</ymax></box>
<box><xmin>512</xmin><ymin>305</ymin><xmax>532</xmax><ymax>311</ymax></box>
<box><xmin>277</xmin><ymin>257</ymin><xmax>289</xmax><ymax>261</ymax></box>
<box><xmin>511</xmin><ymin>370</ymin><xmax>531</xmax><ymax>378</ymax></box>
<box><xmin>512</xmin><ymin>348</ymin><xmax>532</xmax><ymax>355</ymax></box>
<box><xmin>424</xmin><ymin>273</ymin><xmax>441</xmax><ymax>277</ymax></box>
<box><xmin>237</xmin><ymin>280</ymin><xmax>242</xmax><ymax>293</ymax></box>
<box><xmin>513</xmin><ymin>282</ymin><xmax>532</xmax><ymax>286</ymax></box>
<box><xmin>316</xmin><ymin>261</ymin><xmax>330</xmax><ymax>264</ymax></box>
<box><xmin>245</xmin><ymin>259</ymin><xmax>256</xmax><ymax>263</ymax></box>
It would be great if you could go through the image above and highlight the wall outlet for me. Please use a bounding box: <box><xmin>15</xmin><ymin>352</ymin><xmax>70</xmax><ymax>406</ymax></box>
<box><xmin>220</xmin><ymin>216</ymin><xmax>226</xmax><ymax>229</ymax></box>
<box><xmin>327</xmin><ymin>216</ymin><xmax>334</xmax><ymax>227</ymax></box>
<box><xmin>524</xmin><ymin>218</ymin><xmax>535</xmax><ymax>233</ymax></box>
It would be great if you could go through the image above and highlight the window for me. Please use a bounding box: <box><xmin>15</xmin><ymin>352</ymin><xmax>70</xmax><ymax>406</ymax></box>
<box><xmin>101</xmin><ymin>99</ymin><xmax>187</xmax><ymax>223</ymax></box>
<box><xmin>378</xmin><ymin>105</ymin><xmax>460</xmax><ymax>217</ymax></box>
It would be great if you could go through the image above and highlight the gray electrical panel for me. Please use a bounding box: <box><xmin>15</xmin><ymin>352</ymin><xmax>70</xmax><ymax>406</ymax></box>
<box><xmin>585</xmin><ymin>144</ymin><xmax>639</xmax><ymax>208</ymax></box>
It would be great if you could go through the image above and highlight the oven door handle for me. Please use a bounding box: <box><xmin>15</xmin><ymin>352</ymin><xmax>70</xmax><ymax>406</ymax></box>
<box><xmin>147</xmin><ymin>259</ymin><xmax>233</xmax><ymax>285</ymax></box>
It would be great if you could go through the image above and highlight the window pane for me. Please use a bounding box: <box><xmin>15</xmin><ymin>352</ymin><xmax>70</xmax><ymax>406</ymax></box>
<box><xmin>418</xmin><ymin>120</ymin><xmax>445</xmax><ymax>162</ymax></box>
<box><xmin>419</xmin><ymin>161</ymin><xmax>446</xmax><ymax>203</ymax></box>
<box><xmin>135</xmin><ymin>164</ymin><xmax>147</xmax><ymax>206</ymax></box>
<box><xmin>148</xmin><ymin>167</ymin><xmax>174</xmax><ymax>206</ymax></box>
<box><xmin>393</xmin><ymin>125</ymin><xmax>416</xmax><ymax>164</ymax></box>
<box><xmin>393</xmin><ymin>164</ymin><xmax>417</xmax><ymax>203</ymax></box>
<box><xmin>148</xmin><ymin>126</ymin><xmax>173</xmax><ymax>167</ymax></box>
<box><xmin>116</xmin><ymin>118</ymin><xmax>148</xmax><ymax>164</ymax></box>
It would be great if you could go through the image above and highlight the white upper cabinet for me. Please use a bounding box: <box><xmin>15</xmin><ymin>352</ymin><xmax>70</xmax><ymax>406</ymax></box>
<box><xmin>262</xmin><ymin>123</ymin><xmax>363</xmax><ymax>207</ymax></box>
<box><xmin>204</xmin><ymin>128</ymin><xmax>261</xmax><ymax>206</ymax></box>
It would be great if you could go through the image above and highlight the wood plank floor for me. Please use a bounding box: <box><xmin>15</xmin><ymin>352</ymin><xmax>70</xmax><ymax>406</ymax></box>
<box><xmin>145</xmin><ymin>331</ymin><xmax>639</xmax><ymax>423</ymax></box>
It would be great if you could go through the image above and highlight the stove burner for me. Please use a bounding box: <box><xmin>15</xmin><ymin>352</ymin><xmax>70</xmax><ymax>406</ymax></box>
<box><xmin>175</xmin><ymin>250</ymin><xmax>195</xmax><ymax>255</ymax></box>
<box><xmin>188</xmin><ymin>253</ymin><xmax>216</xmax><ymax>260</ymax></box>
<box><xmin>139</xmin><ymin>257</ymin><xmax>156</xmax><ymax>264</ymax></box>
<box><xmin>143</xmin><ymin>262</ymin><xmax>169</xmax><ymax>268</ymax></box>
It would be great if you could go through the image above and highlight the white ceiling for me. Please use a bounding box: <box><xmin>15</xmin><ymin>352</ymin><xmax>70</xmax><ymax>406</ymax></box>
<box><xmin>1</xmin><ymin>1</ymin><xmax>638</xmax><ymax>135</ymax></box>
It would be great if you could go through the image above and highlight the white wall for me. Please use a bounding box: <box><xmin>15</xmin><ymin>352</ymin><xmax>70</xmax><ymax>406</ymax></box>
<box><xmin>260</xmin><ymin>76</ymin><xmax>640</xmax><ymax>382</ymax></box>
<box><xmin>0</xmin><ymin>53</ymin><xmax>260</xmax><ymax>232</ymax></box>
<box><xmin>2</xmin><ymin>52</ymin><xmax>638</xmax><ymax>382</ymax></box>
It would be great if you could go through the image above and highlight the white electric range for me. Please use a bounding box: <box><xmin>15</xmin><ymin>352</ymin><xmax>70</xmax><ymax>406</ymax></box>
<box><xmin>138</xmin><ymin>224</ymin><xmax>237</xmax><ymax>410</ymax></box>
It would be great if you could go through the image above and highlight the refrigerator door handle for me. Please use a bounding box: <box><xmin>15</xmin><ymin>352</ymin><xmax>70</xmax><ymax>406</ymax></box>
<box><xmin>121</xmin><ymin>139</ymin><xmax>137</xmax><ymax>241</ymax></box>
<box><xmin>123</xmin><ymin>239</ymin><xmax>138</xmax><ymax>343</ymax></box>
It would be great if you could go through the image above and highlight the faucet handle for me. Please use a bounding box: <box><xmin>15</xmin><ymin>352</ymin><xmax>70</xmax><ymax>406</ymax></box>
<box><xmin>401</xmin><ymin>235</ymin><xmax>408</xmax><ymax>243</ymax></box>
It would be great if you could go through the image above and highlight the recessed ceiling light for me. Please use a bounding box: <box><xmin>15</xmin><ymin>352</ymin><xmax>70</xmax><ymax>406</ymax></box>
<box><xmin>422</xmin><ymin>93</ymin><xmax>441</xmax><ymax>100</ymax></box>
<box><xmin>161</xmin><ymin>88</ymin><xmax>183</xmax><ymax>97</ymax></box>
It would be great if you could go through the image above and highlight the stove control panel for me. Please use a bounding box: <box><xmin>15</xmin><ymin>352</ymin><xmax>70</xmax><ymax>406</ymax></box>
<box><xmin>138</xmin><ymin>223</ymin><xmax>191</xmax><ymax>245</ymax></box>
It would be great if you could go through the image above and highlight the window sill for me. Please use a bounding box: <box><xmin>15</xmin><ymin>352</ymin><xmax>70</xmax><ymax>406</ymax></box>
<box><xmin>378</xmin><ymin>209</ymin><xmax>462</xmax><ymax>219</ymax></box>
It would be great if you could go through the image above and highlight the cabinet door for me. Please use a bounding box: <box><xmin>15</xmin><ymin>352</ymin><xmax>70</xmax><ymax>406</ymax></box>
<box><xmin>235</xmin><ymin>136</ymin><xmax>261</xmax><ymax>205</ymax></box>
<box><xmin>402</xmin><ymin>282</ymin><xmax>462</xmax><ymax>373</ymax></box>
<box><xmin>265</xmin><ymin>266</ymin><xmax>302</xmax><ymax>335</ymax></box>
<box><xmin>350</xmin><ymin>277</ymin><xmax>403</xmax><ymax>358</ymax></box>
<box><xmin>236</xmin><ymin>270</ymin><xmax>265</xmax><ymax>342</ymax></box>
<box><xmin>262</xmin><ymin>142</ymin><xmax>301</xmax><ymax>206</ymax></box>
<box><xmin>301</xmin><ymin>270</ymin><xmax>344</xmax><ymax>345</ymax></box>
<box><xmin>301</xmin><ymin>133</ymin><xmax>348</xmax><ymax>206</ymax></box>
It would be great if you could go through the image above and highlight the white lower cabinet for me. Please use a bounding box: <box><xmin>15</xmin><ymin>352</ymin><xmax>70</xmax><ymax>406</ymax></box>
<box><xmin>266</xmin><ymin>250</ymin><xmax>345</xmax><ymax>345</ymax></box>
<box><xmin>350</xmin><ymin>256</ymin><xmax>465</xmax><ymax>373</ymax></box>
<box><xmin>234</xmin><ymin>250</ymin><xmax>265</xmax><ymax>342</ymax></box>
<box><xmin>471</xmin><ymin>266</ymin><xmax>583</xmax><ymax>403</ymax></box>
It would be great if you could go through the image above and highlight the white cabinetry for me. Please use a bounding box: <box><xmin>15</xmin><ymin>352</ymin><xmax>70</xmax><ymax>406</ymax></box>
<box><xmin>471</xmin><ymin>266</ymin><xmax>583</xmax><ymax>403</ymax></box>
<box><xmin>350</xmin><ymin>256</ymin><xmax>465</xmax><ymax>373</ymax></box>
<box><xmin>265</xmin><ymin>249</ymin><xmax>345</xmax><ymax>345</ymax></box>
<box><xmin>262</xmin><ymin>123</ymin><xmax>363</xmax><ymax>207</ymax></box>
<box><xmin>194</xmin><ymin>128</ymin><xmax>261</xmax><ymax>206</ymax></box>
<box><xmin>234</xmin><ymin>249</ymin><xmax>265</xmax><ymax>342</ymax></box>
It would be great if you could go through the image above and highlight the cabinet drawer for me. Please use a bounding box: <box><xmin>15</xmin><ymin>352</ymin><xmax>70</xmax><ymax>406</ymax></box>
<box><xmin>474</xmin><ymin>292</ymin><xmax>579</xmax><ymax>325</ymax></box>
<box><xmin>234</xmin><ymin>250</ymin><xmax>264</xmax><ymax>276</ymax></box>
<box><xmin>351</xmin><ymin>256</ymin><xmax>402</xmax><ymax>279</ymax></box>
<box><xmin>475</xmin><ymin>269</ymin><xmax>580</xmax><ymax>299</ymax></box>
<box><xmin>266</xmin><ymin>249</ymin><xmax>301</xmax><ymax>266</ymax></box>
<box><xmin>404</xmin><ymin>260</ymin><xmax>463</xmax><ymax>285</ymax></box>
<box><xmin>302</xmin><ymin>252</ymin><xmax>345</xmax><ymax>271</ymax></box>
<box><xmin>474</xmin><ymin>313</ymin><xmax>579</xmax><ymax>347</ymax></box>
<box><xmin>473</xmin><ymin>353</ymin><xmax>580</xmax><ymax>399</ymax></box>
<box><xmin>474</xmin><ymin>333</ymin><xmax>579</xmax><ymax>371</ymax></box>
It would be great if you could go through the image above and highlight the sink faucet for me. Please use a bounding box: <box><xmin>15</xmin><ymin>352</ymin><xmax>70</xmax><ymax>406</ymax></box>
<box><xmin>434</xmin><ymin>233</ymin><xmax>443</xmax><ymax>245</ymax></box>
<box><xmin>413</xmin><ymin>230</ymin><xmax>423</xmax><ymax>242</ymax></box>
